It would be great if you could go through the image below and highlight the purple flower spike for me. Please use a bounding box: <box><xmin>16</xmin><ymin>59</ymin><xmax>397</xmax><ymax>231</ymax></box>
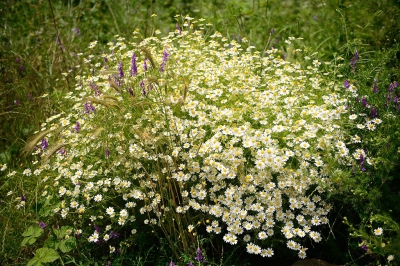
<box><xmin>75</xmin><ymin>122</ymin><xmax>81</xmax><ymax>132</ymax></box>
<box><xmin>188</xmin><ymin>262</ymin><xmax>194</xmax><ymax>266</ymax></box>
<box><xmin>176</xmin><ymin>23</ymin><xmax>182</xmax><ymax>35</ymax></box>
<box><xmin>160</xmin><ymin>48</ymin><xmax>169</xmax><ymax>72</ymax></box>
<box><xmin>361</xmin><ymin>96</ymin><xmax>368</xmax><ymax>107</ymax></box>
<box><xmin>105</xmin><ymin>148</ymin><xmax>110</xmax><ymax>158</ymax></box>
<box><xmin>344</xmin><ymin>79</ymin><xmax>350</xmax><ymax>89</ymax></box>
<box><xmin>94</xmin><ymin>224</ymin><xmax>101</xmax><ymax>233</ymax></box>
<box><xmin>59</xmin><ymin>148</ymin><xmax>67</xmax><ymax>156</ymax></box>
<box><xmin>84</xmin><ymin>101</ymin><xmax>96</xmax><ymax>114</ymax></box>
<box><xmin>90</xmin><ymin>81</ymin><xmax>101</xmax><ymax>96</ymax></box>
<box><xmin>373</xmin><ymin>79</ymin><xmax>378</xmax><ymax>93</ymax></box>
<box><xmin>131</xmin><ymin>53</ymin><xmax>138</xmax><ymax>76</ymax></box>
<box><xmin>74</xmin><ymin>27</ymin><xmax>80</xmax><ymax>36</ymax></box>
<box><xmin>41</xmin><ymin>138</ymin><xmax>49</xmax><ymax>150</ymax></box>
<box><xmin>38</xmin><ymin>221</ymin><xmax>46</xmax><ymax>229</ymax></box>
<box><xmin>350</xmin><ymin>50</ymin><xmax>359</xmax><ymax>72</ymax></box>
<box><xmin>128</xmin><ymin>87</ymin><xmax>134</xmax><ymax>96</ymax></box>
<box><xmin>110</xmin><ymin>231</ymin><xmax>120</xmax><ymax>239</ymax></box>
<box><xmin>118</xmin><ymin>62</ymin><xmax>124</xmax><ymax>78</ymax></box>
<box><xmin>370</xmin><ymin>106</ymin><xmax>379</xmax><ymax>118</ymax></box>
<box><xmin>359</xmin><ymin>154</ymin><xmax>366</xmax><ymax>172</ymax></box>
<box><xmin>361</xmin><ymin>244</ymin><xmax>368</xmax><ymax>252</ymax></box>
<box><xmin>169</xmin><ymin>261</ymin><xmax>175</xmax><ymax>266</ymax></box>
<box><xmin>143</xmin><ymin>58</ymin><xmax>148</xmax><ymax>71</ymax></box>
<box><xmin>140</xmin><ymin>80</ymin><xmax>146</xmax><ymax>95</ymax></box>
<box><xmin>195</xmin><ymin>247</ymin><xmax>206</xmax><ymax>263</ymax></box>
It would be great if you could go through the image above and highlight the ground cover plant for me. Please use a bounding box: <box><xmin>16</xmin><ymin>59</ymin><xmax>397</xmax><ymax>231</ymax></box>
<box><xmin>1</xmin><ymin>0</ymin><xmax>400</xmax><ymax>265</ymax></box>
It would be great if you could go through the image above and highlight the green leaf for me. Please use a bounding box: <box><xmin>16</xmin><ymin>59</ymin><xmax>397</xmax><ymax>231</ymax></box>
<box><xmin>34</xmin><ymin>248</ymin><xmax>60</xmax><ymax>263</ymax></box>
<box><xmin>21</xmin><ymin>237</ymin><xmax>30</xmax><ymax>247</ymax></box>
<box><xmin>22</xmin><ymin>226</ymin><xmax>35</xmax><ymax>237</ymax></box>
<box><xmin>59</xmin><ymin>237</ymin><xmax>76</xmax><ymax>253</ymax></box>
<box><xmin>44</xmin><ymin>237</ymin><xmax>58</xmax><ymax>250</ymax></box>
<box><xmin>27</xmin><ymin>258</ymin><xmax>39</xmax><ymax>266</ymax></box>
<box><xmin>60</xmin><ymin>226</ymin><xmax>73</xmax><ymax>236</ymax></box>
<box><xmin>33</xmin><ymin>227</ymin><xmax>44</xmax><ymax>237</ymax></box>
<box><xmin>52</xmin><ymin>228</ymin><xmax>62</xmax><ymax>238</ymax></box>
<box><xmin>28</xmin><ymin>237</ymin><xmax>37</xmax><ymax>245</ymax></box>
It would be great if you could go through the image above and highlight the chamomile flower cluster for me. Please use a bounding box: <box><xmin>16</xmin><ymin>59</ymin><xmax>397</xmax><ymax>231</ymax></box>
<box><xmin>19</xmin><ymin>16</ymin><xmax>363</xmax><ymax>258</ymax></box>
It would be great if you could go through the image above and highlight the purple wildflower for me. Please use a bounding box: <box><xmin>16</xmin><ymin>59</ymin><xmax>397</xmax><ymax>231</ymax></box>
<box><xmin>105</xmin><ymin>148</ymin><xmax>110</xmax><ymax>158</ymax></box>
<box><xmin>176</xmin><ymin>23</ymin><xmax>182</xmax><ymax>35</ymax></box>
<box><xmin>127</xmin><ymin>87</ymin><xmax>134</xmax><ymax>96</ymax></box>
<box><xmin>160</xmin><ymin>48</ymin><xmax>169</xmax><ymax>72</ymax></box>
<box><xmin>16</xmin><ymin>57</ymin><xmax>21</xmax><ymax>63</ymax></box>
<box><xmin>75</xmin><ymin>122</ymin><xmax>80</xmax><ymax>132</ymax></box>
<box><xmin>20</xmin><ymin>195</ymin><xmax>26</xmax><ymax>201</ymax></box>
<box><xmin>387</xmin><ymin>92</ymin><xmax>392</xmax><ymax>102</ymax></box>
<box><xmin>59</xmin><ymin>148</ymin><xmax>67</xmax><ymax>156</ymax></box>
<box><xmin>144</xmin><ymin>58</ymin><xmax>148</xmax><ymax>71</ymax></box>
<box><xmin>104</xmin><ymin>56</ymin><xmax>108</xmax><ymax>63</ymax></box>
<box><xmin>389</xmin><ymin>82</ymin><xmax>395</xmax><ymax>92</ymax></box>
<box><xmin>90</xmin><ymin>81</ymin><xmax>101</xmax><ymax>96</ymax></box>
<box><xmin>270</xmin><ymin>28</ymin><xmax>275</xmax><ymax>34</ymax></box>
<box><xmin>110</xmin><ymin>231</ymin><xmax>120</xmax><ymax>239</ymax></box>
<box><xmin>361</xmin><ymin>244</ymin><xmax>368</xmax><ymax>252</ymax></box>
<box><xmin>131</xmin><ymin>53</ymin><xmax>138</xmax><ymax>76</ymax></box>
<box><xmin>361</xmin><ymin>96</ymin><xmax>368</xmax><ymax>107</ymax></box>
<box><xmin>118</xmin><ymin>62</ymin><xmax>124</xmax><ymax>78</ymax></box>
<box><xmin>344</xmin><ymin>79</ymin><xmax>350</xmax><ymax>89</ymax></box>
<box><xmin>74</xmin><ymin>27</ymin><xmax>80</xmax><ymax>36</ymax></box>
<box><xmin>169</xmin><ymin>261</ymin><xmax>175</xmax><ymax>266</ymax></box>
<box><xmin>188</xmin><ymin>262</ymin><xmax>194</xmax><ymax>266</ymax></box>
<box><xmin>313</xmin><ymin>15</ymin><xmax>318</xmax><ymax>20</ymax></box>
<box><xmin>84</xmin><ymin>101</ymin><xmax>96</xmax><ymax>114</ymax></box>
<box><xmin>350</xmin><ymin>50</ymin><xmax>359</xmax><ymax>72</ymax></box>
<box><xmin>359</xmin><ymin>154</ymin><xmax>366</xmax><ymax>172</ymax></box>
<box><xmin>14</xmin><ymin>99</ymin><xmax>20</xmax><ymax>105</ymax></box>
<box><xmin>41</xmin><ymin>138</ymin><xmax>49</xmax><ymax>150</ymax></box>
<box><xmin>140</xmin><ymin>80</ymin><xmax>146</xmax><ymax>95</ymax></box>
<box><xmin>38</xmin><ymin>221</ymin><xmax>46</xmax><ymax>229</ymax></box>
<box><xmin>195</xmin><ymin>248</ymin><xmax>206</xmax><ymax>263</ymax></box>
<box><xmin>94</xmin><ymin>224</ymin><xmax>101</xmax><ymax>233</ymax></box>
<box><xmin>370</xmin><ymin>106</ymin><xmax>379</xmax><ymax>118</ymax></box>
<box><xmin>373</xmin><ymin>79</ymin><xmax>378</xmax><ymax>93</ymax></box>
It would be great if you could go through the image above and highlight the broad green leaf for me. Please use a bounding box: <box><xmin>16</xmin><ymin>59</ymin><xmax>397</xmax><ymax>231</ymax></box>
<box><xmin>34</xmin><ymin>247</ymin><xmax>60</xmax><ymax>263</ymax></box>
<box><xmin>59</xmin><ymin>238</ymin><xmax>76</xmax><ymax>253</ymax></box>
<box><xmin>21</xmin><ymin>237</ymin><xmax>30</xmax><ymax>246</ymax></box>
<box><xmin>22</xmin><ymin>226</ymin><xmax>35</xmax><ymax>237</ymax></box>
<box><xmin>53</xmin><ymin>228</ymin><xmax>62</xmax><ymax>238</ymax></box>
<box><xmin>60</xmin><ymin>226</ymin><xmax>73</xmax><ymax>236</ymax></box>
<box><xmin>27</xmin><ymin>258</ymin><xmax>39</xmax><ymax>266</ymax></box>
<box><xmin>33</xmin><ymin>227</ymin><xmax>43</xmax><ymax>237</ymax></box>
<box><xmin>44</xmin><ymin>237</ymin><xmax>58</xmax><ymax>249</ymax></box>
<box><xmin>28</xmin><ymin>237</ymin><xmax>37</xmax><ymax>245</ymax></box>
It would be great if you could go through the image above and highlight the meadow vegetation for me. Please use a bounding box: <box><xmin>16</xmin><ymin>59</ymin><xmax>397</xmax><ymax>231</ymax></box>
<box><xmin>0</xmin><ymin>0</ymin><xmax>399</xmax><ymax>265</ymax></box>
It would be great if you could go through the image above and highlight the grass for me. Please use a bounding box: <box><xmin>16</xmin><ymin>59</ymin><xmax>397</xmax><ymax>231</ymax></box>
<box><xmin>0</xmin><ymin>0</ymin><xmax>400</xmax><ymax>265</ymax></box>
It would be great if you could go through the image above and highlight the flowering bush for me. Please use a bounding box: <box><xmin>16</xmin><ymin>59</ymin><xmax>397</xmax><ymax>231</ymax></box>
<box><xmin>4</xmin><ymin>16</ymin><xmax>375</xmax><ymax>262</ymax></box>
